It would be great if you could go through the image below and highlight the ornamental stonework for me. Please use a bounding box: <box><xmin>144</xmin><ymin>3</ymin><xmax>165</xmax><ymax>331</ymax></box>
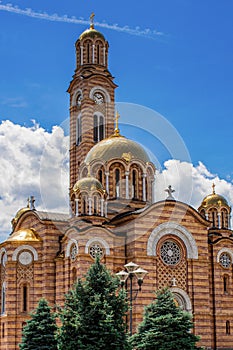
<box><xmin>17</xmin><ymin>264</ymin><xmax>33</xmax><ymax>283</ymax></box>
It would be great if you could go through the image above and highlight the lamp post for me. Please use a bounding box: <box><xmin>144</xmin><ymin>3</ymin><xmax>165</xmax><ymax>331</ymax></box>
<box><xmin>116</xmin><ymin>262</ymin><xmax>148</xmax><ymax>336</ymax></box>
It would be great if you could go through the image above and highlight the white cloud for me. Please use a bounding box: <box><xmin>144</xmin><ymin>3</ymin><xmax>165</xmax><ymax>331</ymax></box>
<box><xmin>0</xmin><ymin>2</ymin><xmax>163</xmax><ymax>39</ymax></box>
<box><xmin>0</xmin><ymin>120</ymin><xmax>232</xmax><ymax>242</ymax></box>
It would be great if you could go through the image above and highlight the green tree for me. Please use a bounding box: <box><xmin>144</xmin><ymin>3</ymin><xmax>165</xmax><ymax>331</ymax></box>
<box><xmin>57</xmin><ymin>258</ymin><xmax>131</xmax><ymax>350</ymax></box>
<box><xmin>19</xmin><ymin>298</ymin><xmax>58</xmax><ymax>350</ymax></box>
<box><xmin>130</xmin><ymin>288</ymin><xmax>203</xmax><ymax>350</ymax></box>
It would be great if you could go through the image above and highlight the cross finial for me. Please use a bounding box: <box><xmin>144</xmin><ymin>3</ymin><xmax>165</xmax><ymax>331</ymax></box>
<box><xmin>165</xmin><ymin>185</ymin><xmax>175</xmax><ymax>200</ymax></box>
<box><xmin>90</xmin><ymin>12</ymin><xmax>95</xmax><ymax>29</ymax></box>
<box><xmin>212</xmin><ymin>183</ymin><xmax>216</xmax><ymax>194</ymax></box>
<box><xmin>114</xmin><ymin>111</ymin><xmax>120</xmax><ymax>136</ymax></box>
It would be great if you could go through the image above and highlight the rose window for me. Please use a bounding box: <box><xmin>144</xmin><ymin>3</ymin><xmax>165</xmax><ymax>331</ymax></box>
<box><xmin>70</xmin><ymin>244</ymin><xmax>78</xmax><ymax>261</ymax></box>
<box><xmin>160</xmin><ymin>241</ymin><xmax>181</xmax><ymax>266</ymax></box>
<box><xmin>89</xmin><ymin>242</ymin><xmax>104</xmax><ymax>259</ymax></box>
<box><xmin>220</xmin><ymin>253</ymin><xmax>231</xmax><ymax>268</ymax></box>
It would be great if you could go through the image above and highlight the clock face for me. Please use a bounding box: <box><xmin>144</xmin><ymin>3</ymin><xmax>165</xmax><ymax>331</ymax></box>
<box><xmin>76</xmin><ymin>94</ymin><xmax>82</xmax><ymax>106</ymax></box>
<box><xmin>93</xmin><ymin>92</ymin><xmax>104</xmax><ymax>105</ymax></box>
<box><xmin>18</xmin><ymin>251</ymin><xmax>33</xmax><ymax>266</ymax></box>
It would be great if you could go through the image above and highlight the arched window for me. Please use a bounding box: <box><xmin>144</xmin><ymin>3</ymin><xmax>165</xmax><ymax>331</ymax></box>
<box><xmin>209</xmin><ymin>209</ymin><xmax>218</xmax><ymax>227</ymax></box>
<box><xmin>2</xmin><ymin>323</ymin><xmax>4</xmax><ymax>338</ymax></box>
<box><xmin>76</xmin><ymin>114</ymin><xmax>82</xmax><ymax>145</ymax></box>
<box><xmin>93</xmin><ymin>113</ymin><xmax>104</xmax><ymax>143</ymax></box>
<box><xmin>93</xmin><ymin>196</ymin><xmax>98</xmax><ymax>215</ymax></box>
<box><xmin>226</xmin><ymin>320</ymin><xmax>231</xmax><ymax>335</ymax></box>
<box><xmin>97</xmin><ymin>44</ymin><xmax>100</xmax><ymax>64</ymax></box>
<box><xmin>132</xmin><ymin>169</ymin><xmax>138</xmax><ymax>199</ymax></box>
<box><xmin>22</xmin><ymin>284</ymin><xmax>28</xmax><ymax>312</ymax></box>
<box><xmin>221</xmin><ymin>209</ymin><xmax>229</xmax><ymax>229</ymax></box>
<box><xmin>72</xmin><ymin>268</ymin><xmax>77</xmax><ymax>284</ymax></box>
<box><xmin>115</xmin><ymin>169</ymin><xmax>120</xmax><ymax>198</ymax></box>
<box><xmin>223</xmin><ymin>275</ymin><xmax>229</xmax><ymax>294</ymax></box>
<box><xmin>87</xmin><ymin>43</ymin><xmax>90</xmax><ymax>63</ymax></box>
<box><xmin>82</xmin><ymin>196</ymin><xmax>87</xmax><ymax>214</ymax></box>
<box><xmin>1</xmin><ymin>283</ymin><xmax>5</xmax><ymax>314</ymax></box>
<box><xmin>98</xmin><ymin>169</ymin><xmax>103</xmax><ymax>184</ymax></box>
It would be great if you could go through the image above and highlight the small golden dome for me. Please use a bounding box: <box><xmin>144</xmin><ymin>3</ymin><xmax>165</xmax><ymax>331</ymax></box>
<box><xmin>11</xmin><ymin>207</ymin><xmax>31</xmax><ymax>228</ymax></box>
<box><xmin>79</xmin><ymin>27</ymin><xmax>105</xmax><ymax>41</ymax></box>
<box><xmin>200</xmin><ymin>184</ymin><xmax>229</xmax><ymax>209</ymax></box>
<box><xmin>73</xmin><ymin>176</ymin><xmax>104</xmax><ymax>193</ymax></box>
<box><xmin>8</xmin><ymin>228</ymin><xmax>41</xmax><ymax>242</ymax></box>
<box><xmin>85</xmin><ymin>135</ymin><xmax>150</xmax><ymax>164</ymax></box>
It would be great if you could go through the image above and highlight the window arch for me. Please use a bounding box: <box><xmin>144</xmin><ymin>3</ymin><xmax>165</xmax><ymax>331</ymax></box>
<box><xmin>76</xmin><ymin>114</ymin><xmax>82</xmax><ymax>145</ymax></box>
<box><xmin>93</xmin><ymin>113</ymin><xmax>104</xmax><ymax>143</ymax></box>
<box><xmin>1</xmin><ymin>282</ymin><xmax>6</xmax><ymax>315</ymax></box>
<box><xmin>115</xmin><ymin>168</ymin><xmax>120</xmax><ymax>198</ymax></box>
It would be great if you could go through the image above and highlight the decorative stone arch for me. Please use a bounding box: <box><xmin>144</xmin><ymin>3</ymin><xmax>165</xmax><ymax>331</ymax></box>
<box><xmin>0</xmin><ymin>248</ymin><xmax>7</xmax><ymax>264</ymax></box>
<box><xmin>147</xmin><ymin>222</ymin><xmax>198</xmax><ymax>259</ymax></box>
<box><xmin>12</xmin><ymin>245</ymin><xmax>38</xmax><ymax>262</ymax></box>
<box><xmin>217</xmin><ymin>248</ymin><xmax>233</xmax><ymax>263</ymax></box>
<box><xmin>89</xmin><ymin>86</ymin><xmax>111</xmax><ymax>103</ymax></box>
<box><xmin>66</xmin><ymin>239</ymin><xmax>79</xmax><ymax>258</ymax></box>
<box><xmin>85</xmin><ymin>237</ymin><xmax>110</xmax><ymax>255</ymax></box>
<box><xmin>71</xmin><ymin>89</ymin><xmax>83</xmax><ymax>107</ymax></box>
<box><xmin>171</xmin><ymin>287</ymin><xmax>192</xmax><ymax>313</ymax></box>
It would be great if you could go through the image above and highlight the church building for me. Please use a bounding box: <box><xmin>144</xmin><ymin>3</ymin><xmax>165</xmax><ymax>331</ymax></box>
<box><xmin>0</xmin><ymin>17</ymin><xmax>233</xmax><ymax>350</ymax></box>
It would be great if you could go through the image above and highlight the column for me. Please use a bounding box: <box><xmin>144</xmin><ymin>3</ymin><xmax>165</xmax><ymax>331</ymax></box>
<box><xmin>101</xmin><ymin>199</ymin><xmax>104</xmax><ymax>217</ymax></box>
<box><xmin>125</xmin><ymin>171</ymin><xmax>129</xmax><ymax>199</ymax></box>
<box><xmin>105</xmin><ymin>202</ymin><xmax>108</xmax><ymax>217</ymax></box>
<box><xmin>105</xmin><ymin>172</ymin><xmax>109</xmax><ymax>197</ymax></box>
<box><xmin>88</xmin><ymin>198</ymin><xmax>92</xmax><ymax>215</ymax></box>
<box><xmin>92</xmin><ymin>44</ymin><xmax>95</xmax><ymax>63</ymax></box>
<box><xmin>103</xmin><ymin>46</ymin><xmax>106</xmax><ymax>65</ymax></box>
<box><xmin>142</xmin><ymin>174</ymin><xmax>147</xmax><ymax>202</ymax></box>
<box><xmin>80</xmin><ymin>46</ymin><xmax>83</xmax><ymax>65</ymax></box>
<box><xmin>218</xmin><ymin>213</ymin><xmax>221</xmax><ymax>228</ymax></box>
<box><xmin>75</xmin><ymin>199</ymin><xmax>79</xmax><ymax>216</ymax></box>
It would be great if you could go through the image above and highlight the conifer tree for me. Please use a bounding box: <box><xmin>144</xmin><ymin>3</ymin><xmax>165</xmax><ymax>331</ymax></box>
<box><xmin>57</xmin><ymin>258</ymin><xmax>131</xmax><ymax>350</ymax></box>
<box><xmin>19</xmin><ymin>298</ymin><xmax>58</xmax><ymax>350</ymax></box>
<box><xmin>130</xmin><ymin>288</ymin><xmax>203</xmax><ymax>350</ymax></box>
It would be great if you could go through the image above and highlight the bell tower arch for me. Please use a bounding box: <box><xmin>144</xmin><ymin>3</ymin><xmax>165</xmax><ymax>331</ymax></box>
<box><xmin>68</xmin><ymin>14</ymin><xmax>118</xmax><ymax>194</ymax></box>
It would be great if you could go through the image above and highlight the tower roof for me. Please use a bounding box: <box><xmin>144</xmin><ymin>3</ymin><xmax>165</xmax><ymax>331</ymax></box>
<box><xmin>73</xmin><ymin>176</ymin><xmax>105</xmax><ymax>194</ymax></box>
<box><xmin>79</xmin><ymin>13</ymin><xmax>105</xmax><ymax>41</ymax></box>
<box><xmin>199</xmin><ymin>184</ymin><xmax>230</xmax><ymax>209</ymax></box>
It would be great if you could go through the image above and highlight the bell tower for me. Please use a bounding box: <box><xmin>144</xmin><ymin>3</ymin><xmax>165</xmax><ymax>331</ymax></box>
<box><xmin>68</xmin><ymin>13</ymin><xmax>117</xmax><ymax>195</ymax></box>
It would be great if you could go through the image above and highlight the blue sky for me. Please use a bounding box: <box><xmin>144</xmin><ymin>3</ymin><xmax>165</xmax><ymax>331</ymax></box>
<box><xmin>0</xmin><ymin>0</ymin><xmax>233</xmax><ymax>178</ymax></box>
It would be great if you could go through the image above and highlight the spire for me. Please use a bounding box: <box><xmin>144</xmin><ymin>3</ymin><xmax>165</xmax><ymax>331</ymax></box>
<box><xmin>113</xmin><ymin>111</ymin><xmax>121</xmax><ymax>137</ymax></box>
<box><xmin>90</xmin><ymin>12</ymin><xmax>95</xmax><ymax>29</ymax></box>
<box><xmin>212</xmin><ymin>183</ymin><xmax>216</xmax><ymax>195</ymax></box>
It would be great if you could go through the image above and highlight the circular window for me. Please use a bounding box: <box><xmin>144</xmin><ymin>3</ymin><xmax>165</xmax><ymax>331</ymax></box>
<box><xmin>18</xmin><ymin>251</ymin><xmax>33</xmax><ymax>266</ymax></box>
<box><xmin>220</xmin><ymin>253</ymin><xmax>231</xmax><ymax>268</ymax></box>
<box><xmin>70</xmin><ymin>244</ymin><xmax>78</xmax><ymax>261</ymax></box>
<box><xmin>160</xmin><ymin>241</ymin><xmax>181</xmax><ymax>266</ymax></box>
<box><xmin>93</xmin><ymin>92</ymin><xmax>104</xmax><ymax>105</ymax></box>
<box><xmin>76</xmin><ymin>94</ymin><xmax>82</xmax><ymax>106</ymax></box>
<box><xmin>89</xmin><ymin>242</ymin><xmax>104</xmax><ymax>259</ymax></box>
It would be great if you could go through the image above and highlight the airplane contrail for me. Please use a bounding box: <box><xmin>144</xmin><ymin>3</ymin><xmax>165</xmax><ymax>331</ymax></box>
<box><xmin>0</xmin><ymin>2</ymin><xmax>163</xmax><ymax>39</ymax></box>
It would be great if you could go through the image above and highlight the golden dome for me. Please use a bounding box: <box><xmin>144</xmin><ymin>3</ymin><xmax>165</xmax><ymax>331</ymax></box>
<box><xmin>200</xmin><ymin>184</ymin><xmax>229</xmax><ymax>209</ymax></box>
<box><xmin>11</xmin><ymin>207</ymin><xmax>31</xmax><ymax>228</ymax></box>
<box><xmin>85</xmin><ymin>135</ymin><xmax>150</xmax><ymax>164</ymax></box>
<box><xmin>8</xmin><ymin>228</ymin><xmax>41</xmax><ymax>242</ymax></box>
<box><xmin>79</xmin><ymin>26</ymin><xmax>105</xmax><ymax>41</ymax></box>
<box><xmin>73</xmin><ymin>176</ymin><xmax>104</xmax><ymax>194</ymax></box>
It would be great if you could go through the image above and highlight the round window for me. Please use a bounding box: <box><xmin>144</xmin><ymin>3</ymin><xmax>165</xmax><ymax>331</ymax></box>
<box><xmin>89</xmin><ymin>242</ymin><xmax>104</xmax><ymax>259</ymax></box>
<box><xmin>220</xmin><ymin>253</ymin><xmax>231</xmax><ymax>268</ymax></box>
<box><xmin>160</xmin><ymin>241</ymin><xmax>181</xmax><ymax>266</ymax></box>
<box><xmin>70</xmin><ymin>244</ymin><xmax>78</xmax><ymax>261</ymax></box>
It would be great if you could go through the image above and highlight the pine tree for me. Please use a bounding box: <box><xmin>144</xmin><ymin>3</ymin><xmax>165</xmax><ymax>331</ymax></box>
<box><xmin>130</xmin><ymin>288</ymin><xmax>203</xmax><ymax>350</ymax></box>
<box><xmin>19</xmin><ymin>298</ymin><xmax>58</xmax><ymax>350</ymax></box>
<box><xmin>57</xmin><ymin>258</ymin><xmax>131</xmax><ymax>350</ymax></box>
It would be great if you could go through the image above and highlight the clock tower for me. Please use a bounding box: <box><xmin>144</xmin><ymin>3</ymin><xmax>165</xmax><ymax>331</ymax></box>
<box><xmin>68</xmin><ymin>14</ymin><xmax>117</xmax><ymax>198</ymax></box>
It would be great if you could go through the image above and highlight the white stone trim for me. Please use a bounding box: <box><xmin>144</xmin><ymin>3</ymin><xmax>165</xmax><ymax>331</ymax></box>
<box><xmin>71</xmin><ymin>89</ymin><xmax>83</xmax><ymax>107</ymax></box>
<box><xmin>66</xmin><ymin>239</ymin><xmax>79</xmax><ymax>258</ymax></box>
<box><xmin>147</xmin><ymin>222</ymin><xmax>198</xmax><ymax>259</ymax></box>
<box><xmin>89</xmin><ymin>86</ymin><xmax>111</xmax><ymax>103</ymax></box>
<box><xmin>12</xmin><ymin>245</ymin><xmax>38</xmax><ymax>262</ymax></box>
<box><xmin>171</xmin><ymin>287</ymin><xmax>192</xmax><ymax>313</ymax></box>
<box><xmin>217</xmin><ymin>248</ymin><xmax>233</xmax><ymax>263</ymax></box>
<box><xmin>0</xmin><ymin>248</ymin><xmax>7</xmax><ymax>264</ymax></box>
<box><xmin>85</xmin><ymin>237</ymin><xmax>110</xmax><ymax>255</ymax></box>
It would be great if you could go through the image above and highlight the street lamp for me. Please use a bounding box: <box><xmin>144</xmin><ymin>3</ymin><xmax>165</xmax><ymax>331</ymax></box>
<box><xmin>116</xmin><ymin>262</ymin><xmax>148</xmax><ymax>336</ymax></box>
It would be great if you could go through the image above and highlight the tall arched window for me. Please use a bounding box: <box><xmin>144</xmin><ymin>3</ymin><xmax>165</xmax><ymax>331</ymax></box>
<box><xmin>76</xmin><ymin>114</ymin><xmax>82</xmax><ymax>145</ymax></box>
<box><xmin>22</xmin><ymin>284</ymin><xmax>28</xmax><ymax>312</ymax></box>
<box><xmin>115</xmin><ymin>169</ymin><xmax>120</xmax><ymax>198</ymax></box>
<box><xmin>226</xmin><ymin>321</ymin><xmax>231</xmax><ymax>335</ymax></box>
<box><xmin>209</xmin><ymin>209</ymin><xmax>218</xmax><ymax>227</ymax></box>
<box><xmin>132</xmin><ymin>169</ymin><xmax>138</xmax><ymax>199</ymax></box>
<box><xmin>93</xmin><ymin>113</ymin><xmax>104</xmax><ymax>143</ymax></box>
<box><xmin>98</xmin><ymin>169</ymin><xmax>103</xmax><ymax>184</ymax></box>
<box><xmin>223</xmin><ymin>275</ymin><xmax>229</xmax><ymax>294</ymax></box>
<box><xmin>82</xmin><ymin>196</ymin><xmax>87</xmax><ymax>214</ymax></box>
<box><xmin>1</xmin><ymin>283</ymin><xmax>5</xmax><ymax>315</ymax></box>
<box><xmin>93</xmin><ymin>196</ymin><xmax>98</xmax><ymax>215</ymax></box>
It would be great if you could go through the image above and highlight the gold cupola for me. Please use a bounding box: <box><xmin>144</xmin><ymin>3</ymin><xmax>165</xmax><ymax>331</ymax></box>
<box><xmin>198</xmin><ymin>184</ymin><xmax>231</xmax><ymax>229</ymax></box>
